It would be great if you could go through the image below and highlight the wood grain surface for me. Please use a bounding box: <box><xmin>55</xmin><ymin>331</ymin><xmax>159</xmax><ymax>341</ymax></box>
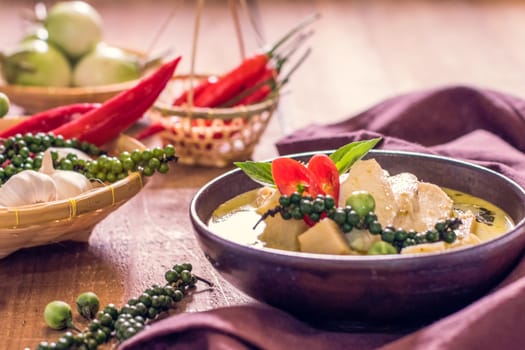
<box><xmin>2</xmin><ymin>0</ymin><xmax>525</xmax><ymax>348</ymax></box>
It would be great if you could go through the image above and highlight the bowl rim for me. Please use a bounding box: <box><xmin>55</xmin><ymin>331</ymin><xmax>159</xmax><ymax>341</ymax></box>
<box><xmin>190</xmin><ymin>149</ymin><xmax>525</xmax><ymax>264</ymax></box>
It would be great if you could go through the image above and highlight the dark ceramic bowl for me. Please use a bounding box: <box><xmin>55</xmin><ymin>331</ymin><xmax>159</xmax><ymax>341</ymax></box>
<box><xmin>190</xmin><ymin>150</ymin><xmax>525</xmax><ymax>330</ymax></box>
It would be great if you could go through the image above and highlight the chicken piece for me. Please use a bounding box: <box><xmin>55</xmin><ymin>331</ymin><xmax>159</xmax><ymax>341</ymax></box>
<box><xmin>388</xmin><ymin>172</ymin><xmax>419</xmax><ymax>214</ymax></box>
<box><xmin>339</xmin><ymin>159</ymin><xmax>397</xmax><ymax>227</ymax></box>
<box><xmin>447</xmin><ymin>210</ymin><xmax>481</xmax><ymax>248</ymax></box>
<box><xmin>416</xmin><ymin>182</ymin><xmax>454</xmax><ymax>230</ymax></box>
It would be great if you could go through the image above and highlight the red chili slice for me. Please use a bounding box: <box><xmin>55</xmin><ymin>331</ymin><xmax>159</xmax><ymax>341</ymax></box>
<box><xmin>271</xmin><ymin>157</ymin><xmax>322</xmax><ymax>196</ymax></box>
<box><xmin>307</xmin><ymin>154</ymin><xmax>340</xmax><ymax>203</ymax></box>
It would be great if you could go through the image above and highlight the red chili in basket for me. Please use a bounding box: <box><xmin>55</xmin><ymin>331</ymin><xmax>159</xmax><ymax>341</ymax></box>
<box><xmin>181</xmin><ymin>14</ymin><xmax>319</xmax><ymax>109</ymax></box>
<box><xmin>235</xmin><ymin>68</ymin><xmax>276</xmax><ymax>106</ymax></box>
<box><xmin>0</xmin><ymin>103</ymin><xmax>100</xmax><ymax>138</ymax></box>
<box><xmin>172</xmin><ymin>76</ymin><xmax>218</xmax><ymax>106</ymax></box>
<box><xmin>51</xmin><ymin>56</ymin><xmax>182</xmax><ymax>146</ymax></box>
<box><xmin>192</xmin><ymin>54</ymin><xmax>269</xmax><ymax>108</ymax></box>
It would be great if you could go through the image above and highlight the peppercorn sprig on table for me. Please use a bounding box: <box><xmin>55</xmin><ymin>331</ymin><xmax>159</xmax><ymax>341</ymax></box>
<box><xmin>30</xmin><ymin>263</ymin><xmax>214</xmax><ymax>350</ymax></box>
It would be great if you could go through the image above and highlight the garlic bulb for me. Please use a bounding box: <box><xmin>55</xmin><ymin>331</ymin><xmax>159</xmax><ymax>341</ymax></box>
<box><xmin>40</xmin><ymin>150</ymin><xmax>93</xmax><ymax>200</ymax></box>
<box><xmin>0</xmin><ymin>170</ymin><xmax>57</xmax><ymax>207</ymax></box>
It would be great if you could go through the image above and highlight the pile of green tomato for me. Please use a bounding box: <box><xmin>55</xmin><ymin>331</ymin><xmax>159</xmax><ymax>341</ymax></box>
<box><xmin>1</xmin><ymin>1</ymin><xmax>143</xmax><ymax>88</ymax></box>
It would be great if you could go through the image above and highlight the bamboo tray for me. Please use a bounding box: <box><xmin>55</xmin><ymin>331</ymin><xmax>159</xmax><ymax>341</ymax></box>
<box><xmin>0</xmin><ymin>117</ymin><xmax>147</xmax><ymax>258</ymax></box>
<box><xmin>150</xmin><ymin>74</ymin><xmax>279</xmax><ymax>167</ymax></box>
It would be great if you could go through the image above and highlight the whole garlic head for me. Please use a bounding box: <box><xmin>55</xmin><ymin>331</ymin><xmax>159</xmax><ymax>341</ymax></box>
<box><xmin>40</xmin><ymin>150</ymin><xmax>93</xmax><ymax>200</ymax></box>
<box><xmin>0</xmin><ymin>170</ymin><xmax>57</xmax><ymax>207</ymax></box>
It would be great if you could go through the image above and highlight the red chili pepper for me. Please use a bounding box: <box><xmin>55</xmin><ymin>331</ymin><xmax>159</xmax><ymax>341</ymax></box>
<box><xmin>307</xmin><ymin>154</ymin><xmax>340</xmax><ymax>203</ymax></box>
<box><xmin>234</xmin><ymin>68</ymin><xmax>276</xmax><ymax>106</ymax></box>
<box><xmin>135</xmin><ymin>122</ymin><xmax>166</xmax><ymax>141</ymax></box>
<box><xmin>193</xmin><ymin>54</ymin><xmax>268</xmax><ymax>108</ymax></box>
<box><xmin>172</xmin><ymin>76</ymin><xmax>218</xmax><ymax>106</ymax></box>
<box><xmin>272</xmin><ymin>157</ymin><xmax>322</xmax><ymax>197</ymax></box>
<box><xmin>52</xmin><ymin>56</ymin><xmax>182</xmax><ymax>146</ymax></box>
<box><xmin>0</xmin><ymin>103</ymin><xmax>100</xmax><ymax>138</ymax></box>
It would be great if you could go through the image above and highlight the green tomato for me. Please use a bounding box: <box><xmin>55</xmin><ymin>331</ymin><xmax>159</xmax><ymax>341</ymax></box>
<box><xmin>76</xmin><ymin>291</ymin><xmax>100</xmax><ymax>320</ymax></box>
<box><xmin>367</xmin><ymin>241</ymin><xmax>398</xmax><ymax>255</ymax></box>
<box><xmin>44</xmin><ymin>300</ymin><xmax>75</xmax><ymax>330</ymax></box>
<box><xmin>0</xmin><ymin>92</ymin><xmax>9</xmax><ymax>118</ymax></box>
<box><xmin>1</xmin><ymin>40</ymin><xmax>72</xmax><ymax>87</ymax></box>
<box><xmin>45</xmin><ymin>1</ymin><xmax>103</xmax><ymax>59</ymax></box>
<box><xmin>346</xmin><ymin>190</ymin><xmax>376</xmax><ymax>218</ymax></box>
<box><xmin>21</xmin><ymin>26</ymin><xmax>48</xmax><ymax>43</ymax></box>
<box><xmin>73</xmin><ymin>43</ymin><xmax>141</xmax><ymax>87</ymax></box>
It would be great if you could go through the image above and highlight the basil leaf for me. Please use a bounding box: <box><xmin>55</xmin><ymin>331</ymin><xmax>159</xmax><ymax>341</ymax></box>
<box><xmin>233</xmin><ymin>161</ymin><xmax>274</xmax><ymax>186</ymax></box>
<box><xmin>329</xmin><ymin>138</ymin><xmax>382</xmax><ymax>174</ymax></box>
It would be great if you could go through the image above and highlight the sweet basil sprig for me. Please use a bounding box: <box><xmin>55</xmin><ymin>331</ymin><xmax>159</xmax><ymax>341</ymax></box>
<box><xmin>234</xmin><ymin>138</ymin><xmax>382</xmax><ymax>186</ymax></box>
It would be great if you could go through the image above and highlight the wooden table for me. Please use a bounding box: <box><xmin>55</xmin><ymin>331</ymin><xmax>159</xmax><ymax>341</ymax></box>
<box><xmin>3</xmin><ymin>0</ymin><xmax>525</xmax><ymax>348</ymax></box>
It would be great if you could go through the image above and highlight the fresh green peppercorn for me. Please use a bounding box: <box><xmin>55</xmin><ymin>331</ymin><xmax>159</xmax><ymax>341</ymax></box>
<box><xmin>381</xmin><ymin>228</ymin><xmax>396</xmax><ymax>243</ymax></box>
<box><xmin>425</xmin><ymin>229</ymin><xmax>440</xmax><ymax>242</ymax></box>
<box><xmin>346</xmin><ymin>209</ymin><xmax>361</xmax><ymax>226</ymax></box>
<box><xmin>290</xmin><ymin>192</ymin><xmax>302</xmax><ymax>205</ymax></box>
<box><xmin>394</xmin><ymin>229</ymin><xmax>407</xmax><ymax>242</ymax></box>
<box><xmin>164</xmin><ymin>144</ymin><xmax>176</xmax><ymax>158</ymax></box>
<box><xmin>89</xmin><ymin>319</ymin><xmax>101</xmax><ymax>332</ymax></box>
<box><xmin>309</xmin><ymin>212</ymin><xmax>321</xmax><ymax>222</ymax></box>
<box><xmin>324</xmin><ymin>195</ymin><xmax>335</xmax><ymax>210</ymax></box>
<box><xmin>443</xmin><ymin>230</ymin><xmax>457</xmax><ymax>243</ymax></box>
<box><xmin>368</xmin><ymin>221</ymin><xmax>382</xmax><ymax>234</ymax></box>
<box><xmin>331</xmin><ymin>208</ymin><xmax>346</xmax><ymax>225</ymax></box>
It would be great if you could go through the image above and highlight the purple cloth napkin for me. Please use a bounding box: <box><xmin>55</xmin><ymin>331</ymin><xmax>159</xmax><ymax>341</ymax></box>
<box><xmin>121</xmin><ymin>85</ymin><xmax>525</xmax><ymax>350</ymax></box>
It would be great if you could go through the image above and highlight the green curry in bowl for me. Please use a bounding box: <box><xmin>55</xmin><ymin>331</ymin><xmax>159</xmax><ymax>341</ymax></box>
<box><xmin>210</xmin><ymin>156</ymin><xmax>513</xmax><ymax>256</ymax></box>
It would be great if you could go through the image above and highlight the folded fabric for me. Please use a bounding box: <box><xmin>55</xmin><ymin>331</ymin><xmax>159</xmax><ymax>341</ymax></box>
<box><xmin>121</xmin><ymin>85</ymin><xmax>525</xmax><ymax>350</ymax></box>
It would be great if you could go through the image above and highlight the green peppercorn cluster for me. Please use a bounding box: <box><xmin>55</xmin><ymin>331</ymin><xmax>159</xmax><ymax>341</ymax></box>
<box><xmin>78</xmin><ymin>144</ymin><xmax>176</xmax><ymax>183</ymax></box>
<box><xmin>0</xmin><ymin>133</ymin><xmax>101</xmax><ymax>184</ymax></box>
<box><xmin>273</xmin><ymin>192</ymin><xmax>461</xmax><ymax>253</ymax></box>
<box><xmin>0</xmin><ymin>132</ymin><xmax>177</xmax><ymax>184</ymax></box>
<box><xmin>34</xmin><ymin>263</ymin><xmax>209</xmax><ymax>350</ymax></box>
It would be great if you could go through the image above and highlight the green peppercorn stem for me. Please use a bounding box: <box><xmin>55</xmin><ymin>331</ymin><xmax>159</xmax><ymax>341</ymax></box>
<box><xmin>261</xmin><ymin>192</ymin><xmax>462</xmax><ymax>254</ymax></box>
<box><xmin>0</xmin><ymin>132</ymin><xmax>178</xmax><ymax>185</ymax></box>
<box><xmin>32</xmin><ymin>263</ymin><xmax>211</xmax><ymax>349</ymax></box>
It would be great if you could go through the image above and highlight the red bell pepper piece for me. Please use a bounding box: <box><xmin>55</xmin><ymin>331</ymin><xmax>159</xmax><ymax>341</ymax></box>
<box><xmin>51</xmin><ymin>56</ymin><xmax>182</xmax><ymax>146</ymax></box>
<box><xmin>271</xmin><ymin>157</ymin><xmax>322</xmax><ymax>197</ymax></box>
<box><xmin>0</xmin><ymin>103</ymin><xmax>100</xmax><ymax>138</ymax></box>
<box><xmin>307</xmin><ymin>154</ymin><xmax>340</xmax><ymax>203</ymax></box>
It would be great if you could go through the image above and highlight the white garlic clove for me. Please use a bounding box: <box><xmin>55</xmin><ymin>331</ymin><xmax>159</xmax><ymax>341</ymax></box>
<box><xmin>52</xmin><ymin>170</ymin><xmax>93</xmax><ymax>200</ymax></box>
<box><xmin>0</xmin><ymin>170</ymin><xmax>57</xmax><ymax>207</ymax></box>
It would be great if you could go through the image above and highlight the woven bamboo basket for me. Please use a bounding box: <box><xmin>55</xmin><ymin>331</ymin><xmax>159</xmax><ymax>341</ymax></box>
<box><xmin>0</xmin><ymin>117</ymin><xmax>147</xmax><ymax>258</ymax></box>
<box><xmin>0</xmin><ymin>48</ymin><xmax>152</xmax><ymax>114</ymax></box>
<box><xmin>145</xmin><ymin>0</ymin><xmax>279</xmax><ymax>167</ymax></box>
<box><xmin>150</xmin><ymin>74</ymin><xmax>278</xmax><ymax>167</ymax></box>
